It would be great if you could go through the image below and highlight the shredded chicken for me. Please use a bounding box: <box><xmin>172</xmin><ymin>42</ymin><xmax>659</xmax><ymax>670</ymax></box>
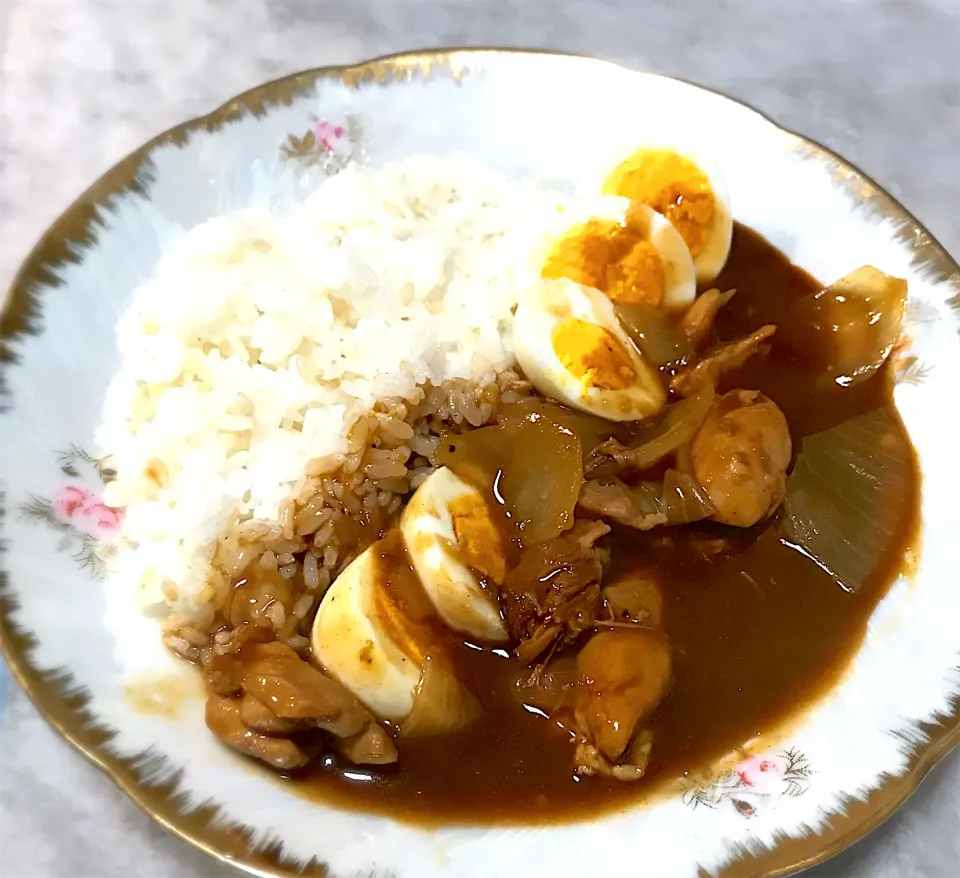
<box><xmin>500</xmin><ymin>520</ymin><xmax>610</xmax><ymax>665</ymax></box>
<box><xmin>679</xmin><ymin>288</ymin><xmax>736</xmax><ymax>348</ymax></box>
<box><xmin>671</xmin><ymin>325</ymin><xmax>777</xmax><ymax>396</ymax></box>
<box><xmin>583</xmin><ymin>437</ymin><xmax>644</xmax><ymax>480</ymax></box>
<box><xmin>577</xmin><ymin>478</ymin><xmax>668</xmax><ymax>530</ymax></box>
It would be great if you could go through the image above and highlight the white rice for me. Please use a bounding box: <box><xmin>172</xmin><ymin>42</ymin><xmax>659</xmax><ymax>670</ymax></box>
<box><xmin>95</xmin><ymin>156</ymin><xmax>558</xmax><ymax>614</ymax></box>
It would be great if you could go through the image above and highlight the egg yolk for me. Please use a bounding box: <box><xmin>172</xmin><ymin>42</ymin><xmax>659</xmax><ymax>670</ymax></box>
<box><xmin>542</xmin><ymin>217</ymin><xmax>665</xmax><ymax>307</ymax></box>
<box><xmin>449</xmin><ymin>494</ymin><xmax>507</xmax><ymax>584</ymax></box>
<box><xmin>552</xmin><ymin>317</ymin><xmax>636</xmax><ymax>390</ymax></box>
<box><xmin>602</xmin><ymin>150</ymin><xmax>715</xmax><ymax>257</ymax></box>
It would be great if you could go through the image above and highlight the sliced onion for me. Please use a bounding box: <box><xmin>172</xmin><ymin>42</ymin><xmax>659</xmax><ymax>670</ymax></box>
<box><xmin>504</xmin><ymin>417</ymin><xmax>583</xmax><ymax>546</ymax></box>
<box><xmin>439</xmin><ymin>413</ymin><xmax>584</xmax><ymax>547</ymax></box>
<box><xmin>622</xmin><ymin>382</ymin><xmax>715</xmax><ymax>471</ymax></box>
<box><xmin>497</xmin><ymin>399</ymin><xmax>622</xmax><ymax>455</ymax></box>
<box><xmin>435</xmin><ymin>423</ymin><xmax>516</xmax><ymax>492</ymax></box>
<box><xmin>659</xmin><ymin>469</ymin><xmax>717</xmax><ymax>524</ymax></box>
<box><xmin>616</xmin><ymin>302</ymin><xmax>694</xmax><ymax>368</ymax></box>
<box><xmin>398</xmin><ymin>656</ymin><xmax>483</xmax><ymax>738</ymax></box>
<box><xmin>779</xmin><ymin>406</ymin><xmax>916</xmax><ymax>592</ymax></box>
<box><xmin>787</xmin><ymin>266</ymin><xmax>907</xmax><ymax>386</ymax></box>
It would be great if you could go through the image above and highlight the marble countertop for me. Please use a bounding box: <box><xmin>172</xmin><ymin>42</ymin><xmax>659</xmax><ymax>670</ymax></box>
<box><xmin>1</xmin><ymin>1</ymin><xmax>958</xmax><ymax>875</ymax></box>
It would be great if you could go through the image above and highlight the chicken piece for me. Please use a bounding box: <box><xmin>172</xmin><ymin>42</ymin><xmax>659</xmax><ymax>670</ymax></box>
<box><xmin>500</xmin><ymin>520</ymin><xmax>610</xmax><ymax>665</ymax></box>
<box><xmin>332</xmin><ymin>721</ymin><xmax>399</xmax><ymax>766</ymax></box>
<box><xmin>240</xmin><ymin>641</ymin><xmax>370</xmax><ymax>738</ymax></box>
<box><xmin>205</xmin><ymin>660</ymin><xmax>244</xmax><ymax>698</ymax></box>
<box><xmin>205</xmin><ymin>695</ymin><xmax>310</xmax><ymax>771</ymax></box>
<box><xmin>572</xmin><ymin>629</ymin><xmax>672</xmax><ymax>762</ymax></box>
<box><xmin>602</xmin><ymin>572</ymin><xmax>663</xmax><ymax>627</ymax></box>
<box><xmin>202</xmin><ymin>622</ymin><xmax>273</xmax><ymax>696</ymax></box>
<box><xmin>679</xmin><ymin>389</ymin><xmax>792</xmax><ymax>527</ymax></box>
<box><xmin>239</xmin><ymin>694</ymin><xmax>307</xmax><ymax>736</ymax></box>
<box><xmin>574</xmin><ymin>729</ymin><xmax>655</xmax><ymax>781</ymax></box>
<box><xmin>519</xmin><ymin>656</ymin><xmax>579</xmax><ymax>713</ymax></box>
<box><xmin>680</xmin><ymin>288</ymin><xmax>736</xmax><ymax>348</ymax></box>
<box><xmin>577</xmin><ymin>478</ymin><xmax>668</xmax><ymax>530</ymax></box>
<box><xmin>671</xmin><ymin>325</ymin><xmax>776</xmax><ymax>396</ymax></box>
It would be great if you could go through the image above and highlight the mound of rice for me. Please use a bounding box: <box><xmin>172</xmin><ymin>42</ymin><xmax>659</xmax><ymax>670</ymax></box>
<box><xmin>96</xmin><ymin>156</ymin><xmax>556</xmax><ymax>619</ymax></box>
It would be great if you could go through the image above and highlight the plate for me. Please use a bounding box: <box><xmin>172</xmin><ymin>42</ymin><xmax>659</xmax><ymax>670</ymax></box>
<box><xmin>2</xmin><ymin>49</ymin><xmax>959</xmax><ymax>878</ymax></box>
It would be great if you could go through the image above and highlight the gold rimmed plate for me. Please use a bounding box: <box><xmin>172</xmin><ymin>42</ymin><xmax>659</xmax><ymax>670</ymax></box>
<box><xmin>2</xmin><ymin>49</ymin><xmax>960</xmax><ymax>878</ymax></box>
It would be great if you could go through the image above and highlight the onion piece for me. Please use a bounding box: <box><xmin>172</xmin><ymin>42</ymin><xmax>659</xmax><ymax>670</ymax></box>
<box><xmin>398</xmin><ymin>656</ymin><xmax>483</xmax><ymax>738</ymax></box>
<box><xmin>659</xmin><ymin>469</ymin><xmax>717</xmax><ymax>524</ymax></box>
<box><xmin>616</xmin><ymin>302</ymin><xmax>694</xmax><ymax>367</ymax></box>
<box><xmin>629</xmin><ymin>383</ymin><xmax>716</xmax><ymax>471</ymax></box>
<box><xmin>779</xmin><ymin>406</ymin><xmax>916</xmax><ymax>592</ymax></box>
<box><xmin>437</xmin><ymin>415</ymin><xmax>584</xmax><ymax>547</ymax></box>
<box><xmin>504</xmin><ymin>417</ymin><xmax>583</xmax><ymax>546</ymax></box>
<box><xmin>497</xmin><ymin>399</ymin><xmax>623</xmax><ymax>455</ymax></box>
<box><xmin>435</xmin><ymin>423</ymin><xmax>516</xmax><ymax>492</ymax></box>
<box><xmin>786</xmin><ymin>266</ymin><xmax>907</xmax><ymax>387</ymax></box>
<box><xmin>585</xmin><ymin>383</ymin><xmax>715</xmax><ymax>477</ymax></box>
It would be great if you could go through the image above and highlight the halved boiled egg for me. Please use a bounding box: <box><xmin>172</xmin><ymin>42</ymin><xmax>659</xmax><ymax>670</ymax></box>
<box><xmin>400</xmin><ymin>467</ymin><xmax>510</xmax><ymax>644</ymax></box>
<box><xmin>514</xmin><ymin>279</ymin><xmax>667</xmax><ymax>421</ymax></box>
<box><xmin>311</xmin><ymin>544</ymin><xmax>424</xmax><ymax>720</ymax></box>
<box><xmin>533</xmin><ymin>195</ymin><xmax>696</xmax><ymax>312</ymax></box>
<box><xmin>592</xmin><ymin>145</ymin><xmax>733</xmax><ymax>283</ymax></box>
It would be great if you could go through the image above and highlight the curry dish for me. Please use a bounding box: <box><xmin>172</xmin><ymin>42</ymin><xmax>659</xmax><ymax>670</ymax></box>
<box><xmin>192</xmin><ymin>222</ymin><xmax>918</xmax><ymax>825</ymax></box>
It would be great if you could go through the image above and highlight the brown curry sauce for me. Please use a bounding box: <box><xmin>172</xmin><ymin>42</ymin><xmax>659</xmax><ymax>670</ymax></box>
<box><xmin>281</xmin><ymin>224</ymin><xmax>921</xmax><ymax>825</ymax></box>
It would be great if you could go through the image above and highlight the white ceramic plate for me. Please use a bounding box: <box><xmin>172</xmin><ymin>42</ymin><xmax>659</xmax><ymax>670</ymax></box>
<box><xmin>2</xmin><ymin>49</ymin><xmax>960</xmax><ymax>878</ymax></box>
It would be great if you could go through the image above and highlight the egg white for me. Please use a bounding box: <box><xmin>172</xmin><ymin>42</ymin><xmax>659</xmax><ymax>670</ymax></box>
<box><xmin>513</xmin><ymin>279</ymin><xmax>667</xmax><ymax>421</ymax></box>
<box><xmin>311</xmin><ymin>544</ymin><xmax>422</xmax><ymax>721</ymax></box>
<box><xmin>400</xmin><ymin>467</ymin><xmax>509</xmax><ymax>644</ymax></box>
<box><xmin>526</xmin><ymin>194</ymin><xmax>697</xmax><ymax>312</ymax></box>
<box><xmin>581</xmin><ymin>144</ymin><xmax>733</xmax><ymax>284</ymax></box>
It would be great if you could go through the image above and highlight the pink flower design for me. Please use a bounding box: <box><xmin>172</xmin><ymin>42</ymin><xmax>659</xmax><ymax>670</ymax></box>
<box><xmin>313</xmin><ymin>119</ymin><xmax>349</xmax><ymax>153</ymax></box>
<box><xmin>79</xmin><ymin>500</ymin><xmax>124</xmax><ymax>536</ymax></box>
<box><xmin>53</xmin><ymin>484</ymin><xmax>91</xmax><ymax>520</ymax></box>
<box><xmin>735</xmin><ymin>755</ymin><xmax>783</xmax><ymax>793</ymax></box>
<box><xmin>52</xmin><ymin>483</ymin><xmax>123</xmax><ymax>536</ymax></box>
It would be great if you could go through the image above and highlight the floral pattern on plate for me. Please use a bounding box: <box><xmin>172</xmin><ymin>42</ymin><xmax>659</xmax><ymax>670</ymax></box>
<box><xmin>19</xmin><ymin>446</ymin><xmax>120</xmax><ymax>577</ymax></box>
<box><xmin>681</xmin><ymin>748</ymin><xmax>814</xmax><ymax>818</ymax></box>
<box><xmin>280</xmin><ymin>114</ymin><xmax>363</xmax><ymax>173</ymax></box>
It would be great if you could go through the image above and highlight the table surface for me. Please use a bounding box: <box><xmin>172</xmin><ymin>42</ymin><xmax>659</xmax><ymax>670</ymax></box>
<box><xmin>1</xmin><ymin>1</ymin><xmax>959</xmax><ymax>876</ymax></box>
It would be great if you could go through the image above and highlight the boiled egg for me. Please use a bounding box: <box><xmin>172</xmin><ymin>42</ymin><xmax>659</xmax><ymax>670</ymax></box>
<box><xmin>589</xmin><ymin>145</ymin><xmax>733</xmax><ymax>283</ymax></box>
<box><xmin>311</xmin><ymin>544</ymin><xmax>424</xmax><ymax>721</ymax></box>
<box><xmin>531</xmin><ymin>195</ymin><xmax>696</xmax><ymax>312</ymax></box>
<box><xmin>514</xmin><ymin>278</ymin><xmax>667</xmax><ymax>421</ymax></box>
<box><xmin>400</xmin><ymin>467</ymin><xmax>510</xmax><ymax>644</ymax></box>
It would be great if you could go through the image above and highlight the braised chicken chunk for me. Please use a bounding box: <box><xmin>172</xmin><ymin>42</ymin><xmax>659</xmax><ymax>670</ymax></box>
<box><xmin>679</xmin><ymin>389</ymin><xmax>792</xmax><ymax>527</ymax></box>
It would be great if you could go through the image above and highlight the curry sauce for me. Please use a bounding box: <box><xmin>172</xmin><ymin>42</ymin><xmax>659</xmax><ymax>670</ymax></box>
<box><xmin>281</xmin><ymin>225</ymin><xmax>920</xmax><ymax>824</ymax></box>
